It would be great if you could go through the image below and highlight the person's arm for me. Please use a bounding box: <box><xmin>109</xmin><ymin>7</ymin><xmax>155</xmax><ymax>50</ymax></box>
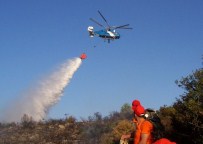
<box><xmin>139</xmin><ymin>133</ymin><xmax>150</xmax><ymax>144</ymax></box>
<box><xmin>121</xmin><ymin>134</ymin><xmax>131</xmax><ymax>140</ymax></box>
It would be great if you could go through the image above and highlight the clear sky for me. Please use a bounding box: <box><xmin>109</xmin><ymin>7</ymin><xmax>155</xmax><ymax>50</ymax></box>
<box><xmin>0</xmin><ymin>0</ymin><xmax>202</xmax><ymax>120</ymax></box>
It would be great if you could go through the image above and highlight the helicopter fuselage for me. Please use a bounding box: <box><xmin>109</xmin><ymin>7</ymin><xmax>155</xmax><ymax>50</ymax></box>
<box><xmin>94</xmin><ymin>29</ymin><xmax>120</xmax><ymax>39</ymax></box>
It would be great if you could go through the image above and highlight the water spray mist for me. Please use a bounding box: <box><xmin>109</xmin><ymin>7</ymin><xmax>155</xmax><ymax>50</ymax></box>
<box><xmin>2</xmin><ymin>57</ymin><xmax>82</xmax><ymax>122</ymax></box>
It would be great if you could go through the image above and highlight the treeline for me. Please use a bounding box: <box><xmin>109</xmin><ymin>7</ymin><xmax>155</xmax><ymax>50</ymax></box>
<box><xmin>0</xmin><ymin>66</ymin><xmax>202</xmax><ymax>144</ymax></box>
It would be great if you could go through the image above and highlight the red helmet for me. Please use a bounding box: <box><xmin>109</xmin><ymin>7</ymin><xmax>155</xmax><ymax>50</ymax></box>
<box><xmin>132</xmin><ymin>100</ymin><xmax>145</xmax><ymax>116</ymax></box>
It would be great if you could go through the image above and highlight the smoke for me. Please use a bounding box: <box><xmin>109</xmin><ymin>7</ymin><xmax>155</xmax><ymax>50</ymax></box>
<box><xmin>2</xmin><ymin>57</ymin><xmax>82</xmax><ymax>122</ymax></box>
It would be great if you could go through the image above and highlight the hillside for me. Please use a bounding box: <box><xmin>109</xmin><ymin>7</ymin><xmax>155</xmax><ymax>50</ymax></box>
<box><xmin>0</xmin><ymin>117</ymin><xmax>83</xmax><ymax>144</ymax></box>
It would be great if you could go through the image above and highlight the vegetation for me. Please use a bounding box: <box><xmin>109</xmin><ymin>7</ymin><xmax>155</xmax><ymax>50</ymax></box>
<box><xmin>0</xmin><ymin>61</ymin><xmax>202</xmax><ymax>144</ymax></box>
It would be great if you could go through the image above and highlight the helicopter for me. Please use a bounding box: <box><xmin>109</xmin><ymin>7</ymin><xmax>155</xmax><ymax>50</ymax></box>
<box><xmin>88</xmin><ymin>11</ymin><xmax>133</xmax><ymax>43</ymax></box>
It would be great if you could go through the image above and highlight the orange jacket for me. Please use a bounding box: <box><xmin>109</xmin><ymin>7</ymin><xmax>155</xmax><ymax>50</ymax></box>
<box><xmin>134</xmin><ymin>119</ymin><xmax>153</xmax><ymax>144</ymax></box>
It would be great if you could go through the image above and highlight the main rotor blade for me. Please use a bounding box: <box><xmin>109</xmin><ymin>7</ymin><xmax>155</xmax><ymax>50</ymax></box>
<box><xmin>98</xmin><ymin>10</ymin><xmax>110</xmax><ymax>28</ymax></box>
<box><xmin>114</xmin><ymin>24</ymin><xmax>131</xmax><ymax>29</ymax></box>
<box><xmin>116</xmin><ymin>27</ymin><xmax>133</xmax><ymax>29</ymax></box>
<box><xmin>89</xmin><ymin>18</ymin><xmax>104</xmax><ymax>27</ymax></box>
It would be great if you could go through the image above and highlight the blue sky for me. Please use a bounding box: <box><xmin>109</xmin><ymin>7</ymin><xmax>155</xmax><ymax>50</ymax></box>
<box><xmin>0</xmin><ymin>0</ymin><xmax>202</xmax><ymax>120</ymax></box>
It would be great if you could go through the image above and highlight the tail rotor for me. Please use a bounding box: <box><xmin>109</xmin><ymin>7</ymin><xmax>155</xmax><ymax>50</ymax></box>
<box><xmin>88</xmin><ymin>26</ymin><xmax>94</xmax><ymax>37</ymax></box>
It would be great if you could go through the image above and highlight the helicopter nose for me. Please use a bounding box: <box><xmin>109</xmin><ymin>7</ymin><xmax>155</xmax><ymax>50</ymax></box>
<box><xmin>116</xmin><ymin>35</ymin><xmax>120</xmax><ymax>39</ymax></box>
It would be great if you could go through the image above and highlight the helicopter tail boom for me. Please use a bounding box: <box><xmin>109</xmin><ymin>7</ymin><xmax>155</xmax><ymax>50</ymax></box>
<box><xmin>88</xmin><ymin>26</ymin><xmax>94</xmax><ymax>37</ymax></box>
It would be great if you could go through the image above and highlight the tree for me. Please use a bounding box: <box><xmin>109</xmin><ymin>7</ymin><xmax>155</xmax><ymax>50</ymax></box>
<box><xmin>173</xmin><ymin>68</ymin><xmax>203</xmax><ymax>143</ymax></box>
<box><xmin>21</xmin><ymin>114</ymin><xmax>35</xmax><ymax>128</ymax></box>
<box><xmin>81</xmin><ymin>112</ymin><xmax>109</xmax><ymax>144</ymax></box>
<box><xmin>120</xmin><ymin>103</ymin><xmax>133</xmax><ymax>120</ymax></box>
